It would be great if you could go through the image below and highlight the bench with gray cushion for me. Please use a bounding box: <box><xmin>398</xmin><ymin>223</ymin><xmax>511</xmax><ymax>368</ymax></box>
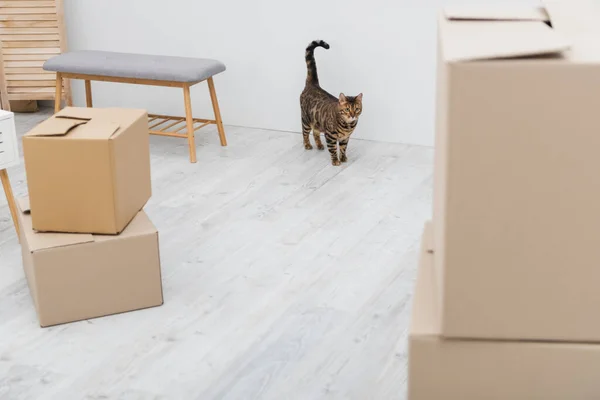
<box><xmin>44</xmin><ymin>50</ymin><xmax>228</xmax><ymax>163</ymax></box>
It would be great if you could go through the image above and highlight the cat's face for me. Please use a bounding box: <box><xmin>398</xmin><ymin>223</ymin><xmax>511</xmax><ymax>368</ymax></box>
<box><xmin>338</xmin><ymin>93</ymin><xmax>363</xmax><ymax>123</ymax></box>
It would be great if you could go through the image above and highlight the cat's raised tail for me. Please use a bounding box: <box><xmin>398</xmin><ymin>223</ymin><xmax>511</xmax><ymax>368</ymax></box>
<box><xmin>305</xmin><ymin>40</ymin><xmax>330</xmax><ymax>86</ymax></box>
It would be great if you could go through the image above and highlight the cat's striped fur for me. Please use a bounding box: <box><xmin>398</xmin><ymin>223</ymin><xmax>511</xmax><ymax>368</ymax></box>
<box><xmin>300</xmin><ymin>40</ymin><xmax>363</xmax><ymax>166</ymax></box>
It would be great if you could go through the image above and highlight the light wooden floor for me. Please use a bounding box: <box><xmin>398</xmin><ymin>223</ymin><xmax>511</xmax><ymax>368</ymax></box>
<box><xmin>0</xmin><ymin>109</ymin><xmax>433</xmax><ymax>400</ymax></box>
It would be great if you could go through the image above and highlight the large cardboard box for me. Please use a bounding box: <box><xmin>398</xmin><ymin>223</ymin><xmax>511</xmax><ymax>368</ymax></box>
<box><xmin>23</xmin><ymin>107</ymin><xmax>151</xmax><ymax>234</ymax></box>
<box><xmin>433</xmin><ymin>5</ymin><xmax>600</xmax><ymax>341</ymax></box>
<box><xmin>17</xmin><ymin>198</ymin><xmax>163</xmax><ymax>327</ymax></box>
<box><xmin>408</xmin><ymin>222</ymin><xmax>600</xmax><ymax>400</ymax></box>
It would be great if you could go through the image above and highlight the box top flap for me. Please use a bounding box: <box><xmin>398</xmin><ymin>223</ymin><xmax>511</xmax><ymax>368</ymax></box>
<box><xmin>25</xmin><ymin>116</ymin><xmax>89</xmax><ymax>137</ymax></box>
<box><xmin>445</xmin><ymin>6</ymin><xmax>550</xmax><ymax>22</ymax></box>
<box><xmin>18</xmin><ymin>197</ymin><xmax>95</xmax><ymax>251</ymax></box>
<box><xmin>441</xmin><ymin>7</ymin><xmax>571</xmax><ymax>62</ymax></box>
<box><xmin>410</xmin><ymin>222</ymin><xmax>440</xmax><ymax>337</ymax></box>
<box><xmin>25</xmin><ymin>107</ymin><xmax>120</xmax><ymax>140</ymax></box>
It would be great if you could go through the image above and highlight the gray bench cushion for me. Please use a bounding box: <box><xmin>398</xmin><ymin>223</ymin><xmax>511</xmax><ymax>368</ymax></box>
<box><xmin>44</xmin><ymin>50</ymin><xmax>226</xmax><ymax>83</ymax></box>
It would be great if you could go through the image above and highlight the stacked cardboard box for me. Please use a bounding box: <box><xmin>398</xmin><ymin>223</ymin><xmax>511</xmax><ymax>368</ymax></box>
<box><xmin>19</xmin><ymin>107</ymin><xmax>163</xmax><ymax>327</ymax></box>
<box><xmin>409</xmin><ymin>3</ymin><xmax>600</xmax><ymax>399</ymax></box>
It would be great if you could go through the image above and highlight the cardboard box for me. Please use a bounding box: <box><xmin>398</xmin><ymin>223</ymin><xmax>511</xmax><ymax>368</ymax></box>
<box><xmin>23</xmin><ymin>107</ymin><xmax>151</xmax><ymax>234</ymax></box>
<box><xmin>17</xmin><ymin>198</ymin><xmax>163</xmax><ymax>327</ymax></box>
<box><xmin>433</xmin><ymin>5</ymin><xmax>600</xmax><ymax>341</ymax></box>
<box><xmin>408</xmin><ymin>223</ymin><xmax>600</xmax><ymax>400</ymax></box>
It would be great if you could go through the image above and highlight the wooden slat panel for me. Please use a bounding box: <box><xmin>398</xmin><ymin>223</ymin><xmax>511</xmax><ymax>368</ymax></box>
<box><xmin>0</xmin><ymin>27</ymin><xmax>57</xmax><ymax>34</ymax></box>
<box><xmin>6</xmin><ymin>73</ymin><xmax>55</xmax><ymax>80</ymax></box>
<box><xmin>2</xmin><ymin>34</ymin><xmax>59</xmax><ymax>41</ymax></box>
<box><xmin>3</xmin><ymin>53</ymin><xmax>56</xmax><ymax>60</ymax></box>
<box><xmin>0</xmin><ymin>7</ymin><xmax>56</xmax><ymax>14</ymax></box>
<box><xmin>2</xmin><ymin>40</ymin><xmax>60</xmax><ymax>48</ymax></box>
<box><xmin>8</xmin><ymin>86</ymin><xmax>55</xmax><ymax>93</ymax></box>
<box><xmin>0</xmin><ymin>1</ymin><xmax>55</xmax><ymax>7</ymax></box>
<box><xmin>5</xmin><ymin>67</ymin><xmax>49</xmax><ymax>74</ymax></box>
<box><xmin>3</xmin><ymin>48</ymin><xmax>59</xmax><ymax>55</ymax></box>
<box><xmin>7</xmin><ymin>80</ymin><xmax>55</xmax><ymax>86</ymax></box>
<box><xmin>0</xmin><ymin>20</ymin><xmax>57</xmax><ymax>27</ymax></box>
<box><xmin>0</xmin><ymin>0</ymin><xmax>66</xmax><ymax>102</ymax></box>
<box><xmin>0</xmin><ymin>14</ymin><xmax>57</xmax><ymax>21</ymax></box>
<box><xmin>4</xmin><ymin>60</ymin><xmax>45</xmax><ymax>67</ymax></box>
<box><xmin>8</xmin><ymin>92</ymin><xmax>55</xmax><ymax>100</ymax></box>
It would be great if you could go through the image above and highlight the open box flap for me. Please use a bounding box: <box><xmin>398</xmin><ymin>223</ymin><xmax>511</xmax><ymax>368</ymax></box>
<box><xmin>25</xmin><ymin>107</ymin><xmax>120</xmax><ymax>139</ymax></box>
<box><xmin>25</xmin><ymin>116</ymin><xmax>89</xmax><ymax>137</ymax></box>
<box><xmin>445</xmin><ymin>6</ymin><xmax>550</xmax><ymax>22</ymax></box>
<box><xmin>442</xmin><ymin>6</ymin><xmax>571</xmax><ymax>62</ymax></box>
<box><xmin>17</xmin><ymin>197</ymin><xmax>95</xmax><ymax>251</ymax></box>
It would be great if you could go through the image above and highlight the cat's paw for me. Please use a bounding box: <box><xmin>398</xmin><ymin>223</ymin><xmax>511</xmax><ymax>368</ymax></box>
<box><xmin>317</xmin><ymin>144</ymin><xmax>325</xmax><ymax>150</ymax></box>
<box><xmin>340</xmin><ymin>155</ymin><xmax>348</xmax><ymax>163</ymax></box>
<box><xmin>304</xmin><ymin>143</ymin><xmax>313</xmax><ymax>150</ymax></box>
<box><xmin>332</xmin><ymin>159</ymin><xmax>341</xmax><ymax>166</ymax></box>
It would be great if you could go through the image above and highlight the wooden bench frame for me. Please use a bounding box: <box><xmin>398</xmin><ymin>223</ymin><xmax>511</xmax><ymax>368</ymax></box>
<box><xmin>54</xmin><ymin>72</ymin><xmax>227</xmax><ymax>163</ymax></box>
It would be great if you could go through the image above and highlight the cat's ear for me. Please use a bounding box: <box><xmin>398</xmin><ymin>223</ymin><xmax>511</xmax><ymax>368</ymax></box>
<box><xmin>339</xmin><ymin>93</ymin><xmax>348</xmax><ymax>104</ymax></box>
<box><xmin>356</xmin><ymin>93</ymin><xmax>363</xmax><ymax>102</ymax></box>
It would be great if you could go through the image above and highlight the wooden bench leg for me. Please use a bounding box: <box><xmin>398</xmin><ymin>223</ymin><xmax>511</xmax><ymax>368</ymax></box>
<box><xmin>183</xmin><ymin>85</ymin><xmax>197</xmax><ymax>163</ymax></box>
<box><xmin>85</xmin><ymin>80</ymin><xmax>93</xmax><ymax>107</ymax></box>
<box><xmin>1</xmin><ymin>169</ymin><xmax>19</xmax><ymax>237</ymax></box>
<box><xmin>207</xmin><ymin>77</ymin><xmax>227</xmax><ymax>147</ymax></box>
<box><xmin>65</xmin><ymin>77</ymin><xmax>73</xmax><ymax>107</ymax></box>
<box><xmin>54</xmin><ymin>72</ymin><xmax>62</xmax><ymax>113</ymax></box>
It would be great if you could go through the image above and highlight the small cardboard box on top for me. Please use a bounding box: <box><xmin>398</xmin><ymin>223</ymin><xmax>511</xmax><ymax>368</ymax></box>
<box><xmin>408</xmin><ymin>222</ymin><xmax>600</xmax><ymax>400</ymax></box>
<box><xmin>433</xmin><ymin>3</ymin><xmax>600</xmax><ymax>341</ymax></box>
<box><xmin>23</xmin><ymin>107</ymin><xmax>151</xmax><ymax>235</ymax></box>
<box><xmin>17</xmin><ymin>198</ymin><xmax>163</xmax><ymax>327</ymax></box>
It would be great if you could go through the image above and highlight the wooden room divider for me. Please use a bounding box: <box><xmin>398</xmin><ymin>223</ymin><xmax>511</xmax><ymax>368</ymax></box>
<box><xmin>0</xmin><ymin>0</ymin><xmax>71</xmax><ymax>105</ymax></box>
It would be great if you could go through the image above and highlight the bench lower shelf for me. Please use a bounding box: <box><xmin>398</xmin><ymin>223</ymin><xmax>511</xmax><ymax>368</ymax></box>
<box><xmin>148</xmin><ymin>114</ymin><xmax>216</xmax><ymax>139</ymax></box>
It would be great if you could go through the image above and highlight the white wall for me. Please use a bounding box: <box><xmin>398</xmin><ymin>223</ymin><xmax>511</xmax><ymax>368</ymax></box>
<box><xmin>64</xmin><ymin>0</ymin><xmax>540</xmax><ymax>147</ymax></box>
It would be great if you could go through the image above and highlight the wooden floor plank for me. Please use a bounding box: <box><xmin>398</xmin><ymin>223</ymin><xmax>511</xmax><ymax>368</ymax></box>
<box><xmin>0</xmin><ymin>108</ymin><xmax>433</xmax><ymax>400</ymax></box>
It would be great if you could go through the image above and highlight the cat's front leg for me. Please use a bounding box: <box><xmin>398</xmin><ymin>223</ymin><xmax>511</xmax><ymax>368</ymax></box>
<box><xmin>325</xmin><ymin>134</ymin><xmax>340</xmax><ymax>166</ymax></box>
<box><xmin>339</xmin><ymin>138</ymin><xmax>349</xmax><ymax>163</ymax></box>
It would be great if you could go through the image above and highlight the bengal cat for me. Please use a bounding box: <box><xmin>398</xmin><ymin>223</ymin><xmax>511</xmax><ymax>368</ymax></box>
<box><xmin>300</xmin><ymin>40</ymin><xmax>363</xmax><ymax>166</ymax></box>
